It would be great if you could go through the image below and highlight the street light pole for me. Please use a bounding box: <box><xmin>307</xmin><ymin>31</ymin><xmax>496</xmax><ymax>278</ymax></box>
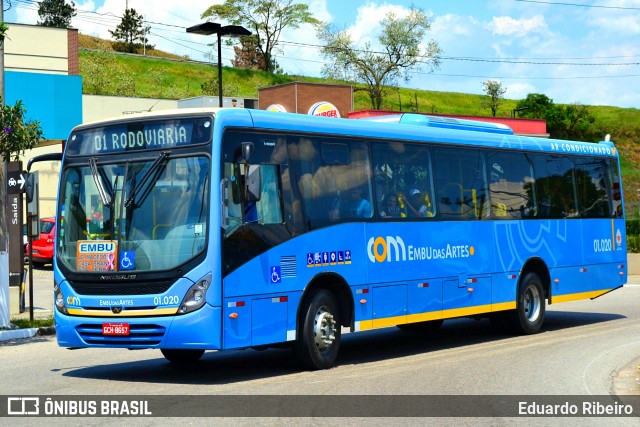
<box><xmin>217</xmin><ymin>31</ymin><xmax>222</xmax><ymax>107</ymax></box>
<box><xmin>187</xmin><ymin>22</ymin><xmax>251</xmax><ymax>108</ymax></box>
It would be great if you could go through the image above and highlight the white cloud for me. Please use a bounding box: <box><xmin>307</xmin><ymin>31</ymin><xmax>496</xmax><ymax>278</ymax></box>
<box><xmin>349</xmin><ymin>3</ymin><xmax>413</xmax><ymax>45</ymax></box>
<box><xmin>275</xmin><ymin>0</ymin><xmax>331</xmax><ymax>76</ymax></box>
<box><xmin>585</xmin><ymin>0</ymin><xmax>640</xmax><ymax>35</ymax></box>
<box><xmin>432</xmin><ymin>14</ymin><xmax>480</xmax><ymax>38</ymax></box>
<box><xmin>487</xmin><ymin>15</ymin><xmax>548</xmax><ymax>38</ymax></box>
<box><xmin>505</xmin><ymin>82</ymin><xmax>538</xmax><ymax>100</ymax></box>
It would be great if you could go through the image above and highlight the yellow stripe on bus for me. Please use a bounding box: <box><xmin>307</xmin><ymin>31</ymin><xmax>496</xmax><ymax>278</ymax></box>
<box><xmin>67</xmin><ymin>307</ymin><xmax>178</xmax><ymax>317</ymax></box>
<box><xmin>360</xmin><ymin>301</ymin><xmax>517</xmax><ymax>331</ymax></box>
<box><xmin>550</xmin><ymin>289</ymin><xmax>612</xmax><ymax>304</ymax></box>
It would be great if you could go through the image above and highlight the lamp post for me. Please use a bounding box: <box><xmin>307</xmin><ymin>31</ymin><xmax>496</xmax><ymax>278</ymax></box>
<box><xmin>187</xmin><ymin>22</ymin><xmax>251</xmax><ymax>108</ymax></box>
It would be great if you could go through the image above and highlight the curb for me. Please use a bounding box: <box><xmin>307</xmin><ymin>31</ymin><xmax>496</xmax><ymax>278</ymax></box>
<box><xmin>0</xmin><ymin>328</ymin><xmax>38</xmax><ymax>341</ymax></box>
<box><xmin>0</xmin><ymin>326</ymin><xmax>56</xmax><ymax>342</ymax></box>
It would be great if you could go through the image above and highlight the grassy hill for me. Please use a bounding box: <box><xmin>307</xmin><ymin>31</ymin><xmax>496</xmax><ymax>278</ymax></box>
<box><xmin>78</xmin><ymin>35</ymin><xmax>640</xmax><ymax>217</ymax></box>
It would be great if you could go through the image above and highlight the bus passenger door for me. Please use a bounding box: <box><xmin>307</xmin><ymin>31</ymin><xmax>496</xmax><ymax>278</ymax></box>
<box><xmin>442</xmin><ymin>275</ymin><xmax>492</xmax><ymax>318</ymax></box>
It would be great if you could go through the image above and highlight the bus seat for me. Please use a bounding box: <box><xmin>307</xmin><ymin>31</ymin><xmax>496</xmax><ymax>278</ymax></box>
<box><xmin>493</xmin><ymin>202</ymin><xmax>508</xmax><ymax>217</ymax></box>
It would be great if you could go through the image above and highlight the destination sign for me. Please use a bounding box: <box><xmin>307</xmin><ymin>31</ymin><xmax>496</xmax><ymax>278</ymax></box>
<box><xmin>65</xmin><ymin>117</ymin><xmax>212</xmax><ymax>156</ymax></box>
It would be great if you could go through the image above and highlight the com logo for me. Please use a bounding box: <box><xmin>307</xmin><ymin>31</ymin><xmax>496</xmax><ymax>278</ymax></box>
<box><xmin>367</xmin><ymin>236</ymin><xmax>407</xmax><ymax>263</ymax></box>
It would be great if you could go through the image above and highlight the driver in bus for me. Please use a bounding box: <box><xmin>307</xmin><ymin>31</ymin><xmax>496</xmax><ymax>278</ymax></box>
<box><xmin>67</xmin><ymin>181</ymin><xmax>87</xmax><ymax>242</ymax></box>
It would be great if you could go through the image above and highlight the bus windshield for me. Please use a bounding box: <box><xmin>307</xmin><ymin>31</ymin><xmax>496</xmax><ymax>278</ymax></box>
<box><xmin>58</xmin><ymin>155</ymin><xmax>210</xmax><ymax>273</ymax></box>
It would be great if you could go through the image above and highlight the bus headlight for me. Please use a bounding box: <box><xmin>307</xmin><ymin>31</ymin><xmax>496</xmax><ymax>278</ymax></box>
<box><xmin>178</xmin><ymin>273</ymin><xmax>211</xmax><ymax>314</ymax></box>
<box><xmin>54</xmin><ymin>283</ymin><xmax>68</xmax><ymax>314</ymax></box>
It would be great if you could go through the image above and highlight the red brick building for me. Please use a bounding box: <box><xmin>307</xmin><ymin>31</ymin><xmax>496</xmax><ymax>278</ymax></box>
<box><xmin>258</xmin><ymin>82</ymin><xmax>352</xmax><ymax>118</ymax></box>
<box><xmin>258</xmin><ymin>82</ymin><xmax>547</xmax><ymax>137</ymax></box>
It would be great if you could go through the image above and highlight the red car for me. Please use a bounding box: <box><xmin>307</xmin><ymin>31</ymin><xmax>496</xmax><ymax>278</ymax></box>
<box><xmin>25</xmin><ymin>218</ymin><xmax>55</xmax><ymax>268</ymax></box>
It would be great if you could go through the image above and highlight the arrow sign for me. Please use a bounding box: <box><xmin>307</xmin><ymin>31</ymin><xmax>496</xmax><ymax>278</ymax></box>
<box><xmin>7</xmin><ymin>171</ymin><xmax>26</xmax><ymax>194</ymax></box>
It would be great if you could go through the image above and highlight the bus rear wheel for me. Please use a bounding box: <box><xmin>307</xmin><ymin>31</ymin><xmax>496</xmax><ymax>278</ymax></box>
<box><xmin>293</xmin><ymin>289</ymin><xmax>341</xmax><ymax>370</ymax></box>
<box><xmin>502</xmin><ymin>272</ymin><xmax>545</xmax><ymax>335</ymax></box>
<box><xmin>161</xmin><ymin>349</ymin><xmax>205</xmax><ymax>363</ymax></box>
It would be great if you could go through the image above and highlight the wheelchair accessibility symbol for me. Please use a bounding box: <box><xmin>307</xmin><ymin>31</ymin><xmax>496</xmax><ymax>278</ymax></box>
<box><xmin>120</xmin><ymin>251</ymin><xmax>135</xmax><ymax>270</ymax></box>
<box><xmin>270</xmin><ymin>266</ymin><xmax>281</xmax><ymax>284</ymax></box>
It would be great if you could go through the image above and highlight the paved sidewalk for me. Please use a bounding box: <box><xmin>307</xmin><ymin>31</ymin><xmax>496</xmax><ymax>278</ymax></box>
<box><xmin>13</xmin><ymin>266</ymin><xmax>54</xmax><ymax>320</ymax></box>
<box><xmin>1</xmin><ymin>267</ymin><xmax>55</xmax><ymax>341</ymax></box>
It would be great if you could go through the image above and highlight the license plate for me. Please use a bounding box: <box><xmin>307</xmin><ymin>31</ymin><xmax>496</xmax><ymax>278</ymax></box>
<box><xmin>102</xmin><ymin>323</ymin><xmax>130</xmax><ymax>336</ymax></box>
<box><xmin>32</xmin><ymin>250</ymin><xmax>39</xmax><ymax>254</ymax></box>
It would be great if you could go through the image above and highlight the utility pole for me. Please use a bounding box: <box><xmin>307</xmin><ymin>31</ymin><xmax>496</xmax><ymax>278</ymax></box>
<box><xmin>0</xmin><ymin>0</ymin><xmax>9</xmax><ymax>328</ymax></box>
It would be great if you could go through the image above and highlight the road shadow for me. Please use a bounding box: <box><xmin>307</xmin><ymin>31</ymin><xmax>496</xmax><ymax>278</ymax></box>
<box><xmin>60</xmin><ymin>309</ymin><xmax>624</xmax><ymax>385</ymax></box>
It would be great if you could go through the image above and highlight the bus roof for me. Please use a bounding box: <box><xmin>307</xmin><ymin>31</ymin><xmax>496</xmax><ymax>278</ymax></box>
<box><xmin>353</xmin><ymin>113</ymin><xmax>515</xmax><ymax>135</ymax></box>
<box><xmin>74</xmin><ymin>107</ymin><xmax>618</xmax><ymax>159</ymax></box>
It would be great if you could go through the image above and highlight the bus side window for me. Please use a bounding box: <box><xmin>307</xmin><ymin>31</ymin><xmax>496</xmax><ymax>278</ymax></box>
<box><xmin>534</xmin><ymin>155</ymin><xmax>577</xmax><ymax>219</ymax></box>
<box><xmin>433</xmin><ymin>147</ymin><xmax>487</xmax><ymax>220</ymax></box>
<box><xmin>290</xmin><ymin>137</ymin><xmax>372</xmax><ymax>228</ymax></box>
<box><xmin>575</xmin><ymin>158</ymin><xmax>611</xmax><ymax>218</ymax></box>
<box><xmin>370</xmin><ymin>141</ymin><xmax>434</xmax><ymax>220</ymax></box>
<box><xmin>486</xmin><ymin>151</ymin><xmax>537</xmax><ymax>219</ymax></box>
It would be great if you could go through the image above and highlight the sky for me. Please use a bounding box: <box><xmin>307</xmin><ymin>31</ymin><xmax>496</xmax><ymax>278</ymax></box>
<box><xmin>4</xmin><ymin>0</ymin><xmax>640</xmax><ymax>109</ymax></box>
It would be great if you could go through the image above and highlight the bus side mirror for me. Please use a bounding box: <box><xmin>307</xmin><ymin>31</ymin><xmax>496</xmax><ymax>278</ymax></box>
<box><xmin>25</xmin><ymin>172</ymin><xmax>36</xmax><ymax>204</ymax></box>
<box><xmin>246</xmin><ymin>165</ymin><xmax>261</xmax><ymax>202</ymax></box>
<box><xmin>241</xmin><ymin>141</ymin><xmax>254</xmax><ymax>164</ymax></box>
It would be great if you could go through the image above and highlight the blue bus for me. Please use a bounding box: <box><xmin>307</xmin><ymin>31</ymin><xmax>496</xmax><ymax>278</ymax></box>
<box><xmin>48</xmin><ymin>108</ymin><xmax>627</xmax><ymax>370</ymax></box>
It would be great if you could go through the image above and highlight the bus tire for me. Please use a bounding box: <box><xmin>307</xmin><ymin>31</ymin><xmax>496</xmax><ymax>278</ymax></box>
<box><xmin>506</xmin><ymin>272</ymin><xmax>545</xmax><ymax>335</ymax></box>
<box><xmin>397</xmin><ymin>319</ymin><xmax>443</xmax><ymax>333</ymax></box>
<box><xmin>161</xmin><ymin>349</ymin><xmax>205</xmax><ymax>363</ymax></box>
<box><xmin>293</xmin><ymin>289</ymin><xmax>341</xmax><ymax>370</ymax></box>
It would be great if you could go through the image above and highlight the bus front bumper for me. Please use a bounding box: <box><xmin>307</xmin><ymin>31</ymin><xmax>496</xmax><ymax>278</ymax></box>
<box><xmin>54</xmin><ymin>304</ymin><xmax>221</xmax><ymax>349</ymax></box>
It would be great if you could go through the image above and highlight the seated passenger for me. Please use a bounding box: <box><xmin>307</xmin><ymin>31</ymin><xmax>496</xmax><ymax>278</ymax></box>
<box><xmin>344</xmin><ymin>188</ymin><xmax>372</xmax><ymax>218</ymax></box>
<box><xmin>379</xmin><ymin>194</ymin><xmax>404</xmax><ymax>218</ymax></box>
<box><xmin>401</xmin><ymin>189</ymin><xmax>430</xmax><ymax>217</ymax></box>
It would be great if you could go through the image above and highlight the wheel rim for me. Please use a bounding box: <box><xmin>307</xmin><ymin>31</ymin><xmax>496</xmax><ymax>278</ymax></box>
<box><xmin>523</xmin><ymin>284</ymin><xmax>541</xmax><ymax>323</ymax></box>
<box><xmin>313</xmin><ymin>305</ymin><xmax>337</xmax><ymax>353</ymax></box>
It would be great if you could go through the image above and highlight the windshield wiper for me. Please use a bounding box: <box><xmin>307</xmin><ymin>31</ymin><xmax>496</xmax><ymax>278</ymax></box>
<box><xmin>125</xmin><ymin>151</ymin><xmax>170</xmax><ymax>208</ymax></box>
<box><xmin>89</xmin><ymin>157</ymin><xmax>112</xmax><ymax>207</ymax></box>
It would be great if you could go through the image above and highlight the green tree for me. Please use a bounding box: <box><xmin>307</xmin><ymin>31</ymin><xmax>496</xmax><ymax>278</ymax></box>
<box><xmin>0</xmin><ymin>99</ymin><xmax>43</xmax><ymax>162</ymax></box>
<box><xmin>37</xmin><ymin>0</ymin><xmax>77</xmax><ymax>28</ymax></box>
<box><xmin>515</xmin><ymin>93</ymin><xmax>564</xmax><ymax>137</ymax></box>
<box><xmin>201</xmin><ymin>0</ymin><xmax>319</xmax><ymax>73</ymax></box>
<box><xmin>516</xmin><ymin>94</ymin><xmax>597</xmax><ymax>140</ymax></box>
<box><xmin>481</xmin><ymin>79</ymin><xmax>506</xmax><ymax>117</ymax></box>
<box><xmin>562</xmin><ymin>103</ymin><xmax>596</xmax><ymax>140</ymax></box>
<box><xmin>317</xmin><ymin>5</ymin><xmax>441</xmax><ymax>110</ymax></box>
<box><xmin>109</xmin><ymin>8</ymin><xmax>149</xmax><ymax>54</ymax></box>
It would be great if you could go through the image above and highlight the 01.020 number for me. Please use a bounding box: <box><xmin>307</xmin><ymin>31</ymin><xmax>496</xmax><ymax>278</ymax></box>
<box><xmin>154</xmin><ymin>295</ymin><xmax>179</xmax><ymax>306</ymax></box>
<box><xmin>593</xmin><ymin>238</ymin><xmax>612</xmax><ymax>253</ymax></box>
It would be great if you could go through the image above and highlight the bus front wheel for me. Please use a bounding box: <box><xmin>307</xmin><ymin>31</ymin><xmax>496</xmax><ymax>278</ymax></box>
<box><xmin>293</xmin><ymin>289</ymin><xmax>341</xmax><ymax>370</ymax></box>
<box><xmin>161</xmin><ymin>349</ymin><xmax>205</xmax><ymax>363</ymax></box>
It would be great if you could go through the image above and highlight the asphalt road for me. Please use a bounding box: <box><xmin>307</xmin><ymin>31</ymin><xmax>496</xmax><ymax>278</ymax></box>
<box><xmin>3</xmin><ymin>268</ymin><xmax>640</xmax><ymax>425</ymax></box>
